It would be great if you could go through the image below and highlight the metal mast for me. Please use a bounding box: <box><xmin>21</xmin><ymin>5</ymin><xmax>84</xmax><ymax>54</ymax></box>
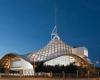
<box><xmin>51</xmin><ymin>7</ymin><xmax>60</xmax><ymax>40</ymax></box>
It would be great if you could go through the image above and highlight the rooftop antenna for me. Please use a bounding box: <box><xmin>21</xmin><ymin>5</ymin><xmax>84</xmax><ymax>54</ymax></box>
<box><xmin>51</xmin><ymin>7</ymin><xmax>60</xmax><ymax>40</ymax></box>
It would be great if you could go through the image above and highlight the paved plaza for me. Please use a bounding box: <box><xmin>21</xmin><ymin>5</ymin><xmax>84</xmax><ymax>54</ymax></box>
<box><xmin>0</xmin><ymin>77</ymin><xmax>100</xmax><ymax>80</ymax></box>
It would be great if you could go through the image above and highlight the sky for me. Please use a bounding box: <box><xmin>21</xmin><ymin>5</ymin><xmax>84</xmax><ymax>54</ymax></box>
<box><xmin>0</xmin><ymin>0</ymin><xmax>100</xmax><ymax>66</ymax></box>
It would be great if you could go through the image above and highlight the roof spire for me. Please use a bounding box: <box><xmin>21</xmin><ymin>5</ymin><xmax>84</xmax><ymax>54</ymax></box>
<box><xmin>51</xmin><ymin>7</ymin><xmax>60</xmax><ymax>40</ymax></box>
<box><xmin>54</xmin><ymin>7</ymin><xmax>57</xmax><ymax>27</ymax></box>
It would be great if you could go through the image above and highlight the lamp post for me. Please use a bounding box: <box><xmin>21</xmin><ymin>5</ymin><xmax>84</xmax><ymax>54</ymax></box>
<box><xmin>0</xmin><ymin>67</ymin><xmax>1</xmax><ymax>78</ymax></box>
<box><xmin>96</xmin><ymin>61</ymin><xmax>99</xmax><ymax>66</ymax></box>
<box><xmin>93</xmin><ymin>60</ymin><xmax>99</xmax><ymax>72</ymax></box>
<box><xmin>33</xmin><ymin>61</ymin><xmax>36</xmax><ymax>76</ymax></box>
<box><xmin>93</xmin><ymin>60</ymin><xmax>99</xmax><ymax>77</ymax></box>
<box><xmin>95</xmin><ymin>61</ymin><xmax>99</xmax><ymax>77</ymax></box>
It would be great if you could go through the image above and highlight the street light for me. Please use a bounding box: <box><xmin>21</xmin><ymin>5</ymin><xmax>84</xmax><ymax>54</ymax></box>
<box><xmin>96</xmin><ymin>61</ymin><xmax>99</xmax><ymax>65</ymax></box>
<box><xmin>93</xmin><ymin>60</ymin><xmax>100</xmax><ymax>77</ymax></box>
<box><xmin>95</xmin><ymin>61</ymin><xmax>100</xmax><ymax>77</ymax></box>
<box><xmin>93</xmin><ymin>60</ymin><xmax>99</xmax><ymax>72</ymax></box>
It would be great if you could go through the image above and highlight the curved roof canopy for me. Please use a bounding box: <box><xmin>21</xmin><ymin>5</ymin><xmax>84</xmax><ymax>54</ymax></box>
<box><xmin>0</xmin><ymin>53</ymin><xmax>33</xmax><ymax>70</ymax></box>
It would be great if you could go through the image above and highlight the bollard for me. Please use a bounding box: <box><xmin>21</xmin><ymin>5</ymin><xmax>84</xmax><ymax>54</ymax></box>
<box><xmin>68</xmin><ymin>73</ymin><xmax>70</xmax><ymax>78</ymax></box>
<box><xmin>88</xmin><ymin>70</ymin><xmax>89</xmax><ymax>79</ymax></box>
<box><xmin>77</xmin><ymin>70</ymin><xmax>79</xmax><ymax>80</ymax></box>
<box><xmin>98</xmin><ymin>72</ymin><xmax>99</xmax><ymax>77</ymax></box>
<box><xmin>62</xmin><ymin>71</ymin><xmax>65</xmax><ymax>79</ymax></box>
<box><xmin>0</xmin><ymin>73</ymin><xmax>1</xmax><ymax>78</ymax></box>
